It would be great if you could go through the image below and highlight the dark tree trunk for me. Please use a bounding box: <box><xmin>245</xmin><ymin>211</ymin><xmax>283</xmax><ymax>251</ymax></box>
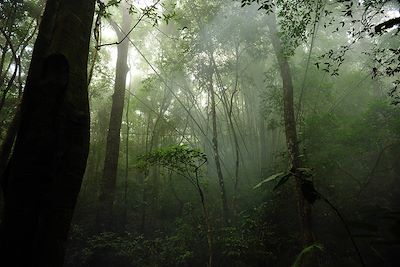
<box><xmin>259</xmin><ymin>115</ymin><xmax>268</xmax><ymax>177</ymax></box>
<box><xmin>122</xmin><ymin>93</ymin><xmax>130</xmax><ymax>228</ymax></box>
<box><xmin>0</xmin><ymin>104</ymin><xmax>21</xmax><ymax>182</ymax></box>
<box><xmin>0</xmin><ymin>0</ymin><xmax>95</xmax><ymax>266</ymax></box>
<box><xmin>208</xmin><ymin>67</ymin><xmax>229</xmax><ymax>226</ymax></box>
<box><xmin>210</xmin><ymin>51</ymin><xmax>241</xmax><ymax>215</ymax></box>
<box><xmin>267</xmin><ymin>14</ymin><xmax>315</xmax><ymax>247</ymax></box>
<box><xmin>0</xmin><ymin>104</ymin><xmax>21</xmax><ymax>217</ymax></box>
<box><xmin>97</xmin><ymin>6</ymin><xmax>131</xmax><ymax>231</ymax></box>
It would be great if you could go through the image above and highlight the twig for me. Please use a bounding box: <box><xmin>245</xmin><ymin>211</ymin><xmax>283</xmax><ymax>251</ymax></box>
<box><xmin>97</xmin><ymin>0</ymin><xmax>161</xmax><ymax>48</ymax></box>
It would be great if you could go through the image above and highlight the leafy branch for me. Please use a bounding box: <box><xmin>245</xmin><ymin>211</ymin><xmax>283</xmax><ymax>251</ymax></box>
<box><xmin>254</xmin><ymin>168</ymin><xmax>366</xmax><ymax>266</ymax></box>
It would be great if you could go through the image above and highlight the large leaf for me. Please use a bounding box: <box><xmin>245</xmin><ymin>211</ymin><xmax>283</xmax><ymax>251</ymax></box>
<box><xmin>253</xmin><ymin>172</ymin><xmax>289</xmax><ymax>189</ymax></box>
<box><xmin>273</xmin><ymin>173</ymin><xmax>292</xmax><ymax>191</ymax></box>
<box><xmin>291</xmin><ymin>243</ymin><xmax>324</xmax><ymax>267</ymax></box>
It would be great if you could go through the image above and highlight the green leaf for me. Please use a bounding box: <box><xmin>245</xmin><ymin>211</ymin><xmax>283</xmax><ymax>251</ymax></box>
<box><xmin>292</xmin><ymin>243</ymin><xmax>324</xmax><ymax>267</ymax></box>
<box><xmin>253</xmin><ymin>172</ymin><xmax>288</xmax><ymax>189</ymax></box>
<box><xmin>273</xmin><ymin>173</ymin><xmax>292</xmax><ymax>191</ymax></box>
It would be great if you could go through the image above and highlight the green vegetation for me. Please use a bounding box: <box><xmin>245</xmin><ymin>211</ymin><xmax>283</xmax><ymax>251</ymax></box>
<box><xmin>0</xmin><ymin>0</ymin><xmax>399</xmax><ymax>266</ymax></box>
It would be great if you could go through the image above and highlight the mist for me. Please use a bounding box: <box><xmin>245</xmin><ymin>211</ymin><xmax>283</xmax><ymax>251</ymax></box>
<box><xmin>0</xmin><ymin>0</ymin><xmax>399</xmax><ymax>266</ymax></box>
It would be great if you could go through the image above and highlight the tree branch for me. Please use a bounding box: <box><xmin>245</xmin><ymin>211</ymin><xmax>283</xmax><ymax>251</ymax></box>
<box><xmin>375</xmin><ymin>17</ymin><xmax>400</xmax><ymax>33</ymax></box>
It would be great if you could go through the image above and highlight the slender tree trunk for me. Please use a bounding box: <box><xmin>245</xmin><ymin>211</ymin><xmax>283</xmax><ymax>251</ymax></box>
<box><xmin>97</xmin><ymin>6</ymin><xmax>131</xmax><ymax>231</ymax></box>
<box><xmin>122</xmin><ymin>93</ymin><xmax>130</xmax><ymax>228</ymax></box>
<box><xmin>140</xmin><ymin>113</ymin><xmax>152</xmax><ymax>234</ymax></box>
<box><xmin>0</xmin><ymin>104</ymin><xmax>21</xmax><ymax>218</ymax></box>
<box><xmin>139</xmin><ymin>88</ymin><xmax>170</xmax><ymax>233</ymax></box>
<box><xmin>0</xmin><ymin>104</ymin><xmax>21</xmax><ymax>182</ymax></box>
<box><xmin>208</xmin><ymin>67</ymin><xmax>229</xmax><ymax>226</ymax></box>
<box><xmin>0</xmin><ymin>46</ymin><xmax>8</xmax><ymax>85</ymax></box>
<box><xmin>210</xmin><ymin>51</ymin><xmax>241</xmax><ymax>214</ymax></box>
<box><xmin>195</xmin><ymin>170</ymin><xmax>213</xmax><ymax>267</ymax></box>
<box><xmin>267</xmin><ymin>14</ymin><xmax>315</xmax><ymax>247</ymax></box>
<box><xmin>0</xmin><ymin>18</ymin><xmax>38</xmax><ymax>115</ymax></box>
<box><xmin>140</xmin><ymin>171</ymin><xmax>148</xmax><ymax>234</ymax></box>
<box><xmin>230</xmin><ymin>48</ymin><xmax>241</xmax><ymax>209</ymax></box>
<box><xmin>230</xmin><ymin>114</ymin><xmax>240</xmax><ymax>210</ymax></box>
<box><xmin>0</xmin><ymin>0</ymin><xmax>95</xmax><ymax>266</ymax></box>
<box><xmin>259</xmin><ymin>115</ymin><xmax>268</xmax><ymax>177</ymax></box>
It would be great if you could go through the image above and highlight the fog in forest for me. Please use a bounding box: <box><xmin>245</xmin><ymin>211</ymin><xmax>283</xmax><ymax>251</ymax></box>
<box><xmin>0</xmin><ymin>0</ymin><xmax>399</xmax><ymax>266</ymax></box>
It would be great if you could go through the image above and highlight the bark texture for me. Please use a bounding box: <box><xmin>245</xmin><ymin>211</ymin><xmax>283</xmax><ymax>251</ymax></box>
<box><xmin>0</xmin><ymin>0</ymin><xmax>95</xmax><ymax>266</ymax></box>
<box><xmin>0</xmin><ymin>104</ymin><xmax>21</xmax><ymax>183</ymax></box>
<box><xmin>208</xmin><ymin>68</ymin><xmax>230</xmax><ymax>226</ymax></box>
<box><xmin>267</xmin><ymin>14</ymin><xmax>315</xmax><ymax>247</ymax></box>
<box><xmin>97</xmin><ymin>7</ymin><xmax>131</xmax><ymax>231</ymax></box>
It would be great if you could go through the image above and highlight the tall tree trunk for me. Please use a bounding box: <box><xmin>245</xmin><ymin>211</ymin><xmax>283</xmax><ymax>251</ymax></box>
<box><xmin>140</xmin><ymin>112</ymin><xmax>152</xmax><ymax>234</ymax></box>
<box><xmin>122</xmin><ymin>92</ymin><xmax>130</xmax><ymax>228</ymax></box>
<box><xmin>259</xmin><ymin>115</ymin><xmax>268</xmax><ymax>177</ymax></box>
<box><xmin>210</xmin><ymin>51</ymin><xmax>241</xmax><ymax>215</ymax></box>
<box><xmin>230</xmin><ymin>48</ymin><xmax>241</xmax><ymax>210</ymax></box>
<box><xmin>0</xmin><ymin>104</ymin><xmax>21</xmax><ymax>182</ymax></box>
<box><xmin>139</xmin><ymin>87</ymin><xmax>170</xmax><ymax>233</ymax></box>
<box><xmin>208</xmin><ymin>67</ymin><xmax>229</xmax><ymax>226</ymax></box>
<box><xmin>0</xmin><ymin>104</ymin><xmax>21</xmax><ymax>218</ymax></box>
<box><xmin>0</xmin><ymin>0</ymin><xmax>95</xmax><ymax>266</ymax></box>
<box><xmin>97</xmin><ymin>6</ymin><xmax>131</xmax><ymax>231</ymax></box>
<box><xmin>267</xmin><ymin>14</ymin><xmax>315</xmax><ymax>247</ymax></box>
<box><xmin>194</xmin><ymin>169</ymin><xmax>213</xmax><ymax>267</ymax></box>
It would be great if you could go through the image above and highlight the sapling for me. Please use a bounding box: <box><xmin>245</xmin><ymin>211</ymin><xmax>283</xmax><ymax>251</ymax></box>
<box><xmin>138</xmin><ymin>144</ymin><xmax>213</xmax><ymax>267</ymax></box>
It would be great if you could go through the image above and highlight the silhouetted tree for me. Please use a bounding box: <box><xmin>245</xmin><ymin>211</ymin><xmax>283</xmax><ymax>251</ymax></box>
<box><xmin>0</xmin><ymin>0</ymin><xmax>95</xmax><ymax>266</ymax></box>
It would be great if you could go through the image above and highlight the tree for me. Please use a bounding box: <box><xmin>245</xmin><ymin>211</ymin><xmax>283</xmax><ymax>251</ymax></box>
<box><xmin>207</xmin><ymin>65</ymin><xmax>230</xmax><ymax>226</ymax></box>
<box><xmin>0</xmin><ymin>0</ymin><xmax>42</xmax><ymax>115</ymax></box>
<box><xmin>180</xmin><ymin>0</ymin><xmax>232</xmax><ymax>225</ymax></box>
<box><xmin>266</xmin><ymin>13</ymin><xmax>315</xmax><ymax>248</ymax></box>
<box><xmin>0</xmin><ymin>0</ymin><xmax>95</xmax><ymax>266</ymax></box>
<box><xmin>139</xmin><ymin>145</ymin><xmax>213</xmax><ymax>267</ymax></box>
<box><xmin>237</xmin><ymin>0</ymin><xmax>317</xmax><ymax>248</ymax></box>
<box><xmin>97</xmin><ymin>3</ymin><xmax>132</xmax><ymax>232</ymax></box>
<box><xmin>0</xmin><ymin>0</ymin><xmax>41</xmax><ymax>183</ymax></box>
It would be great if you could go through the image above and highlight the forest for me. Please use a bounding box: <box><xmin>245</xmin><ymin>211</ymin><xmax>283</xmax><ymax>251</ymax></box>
<box><xmin>0</xmin><ymin>0</ymin><xmax>399</xmax><ymax>266</ymax></box>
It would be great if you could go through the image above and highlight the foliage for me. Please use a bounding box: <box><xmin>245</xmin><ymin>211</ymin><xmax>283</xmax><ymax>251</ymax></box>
<box><xmin>254</xmin><ymin>168</ymin><xmax>313</xmax><ymax>192</ymax></box>
<box><xmin>0</xmin><ymin>0</ymin><xmax>41</xmax><ymax>137</ymax></box>
<box><xmin>215</xmin><ymin>206</ymin><xmax>278</xmax><ymax>266</ymax></box>
<box><xmin>2</xmin><ymin>0</ymin><xmax>398</xmax><ymax>266</ymax></box>
<box><xmin>241</xmin><ymin>0</ymin><xmax>323</xmax><ymax>55</ymax></box>
<box><xmin>241</xmin><ymin>0</ymin><xmax>400</xmax><ymax>103</ymax></box>
<box><xmin>291</xmin><ymin>243</ymin><xmax>324</xmax><ymax>267</ymax></box>
<box><xmin>137</xmin><ymin>144</ymin><xmax>207</xmax><ymax>175</ymax></box>
<box><xmin>66</xmin><ymin>212</ymin><xmax>208</xmax><ymax>267</ymax></box>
